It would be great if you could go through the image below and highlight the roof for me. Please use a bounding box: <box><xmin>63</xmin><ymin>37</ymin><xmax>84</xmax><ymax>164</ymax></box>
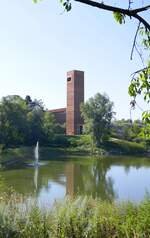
<box><xmin>49</xmin><ymin>108</ymin><xmax>66</xmax><ymax>113</ymax></box>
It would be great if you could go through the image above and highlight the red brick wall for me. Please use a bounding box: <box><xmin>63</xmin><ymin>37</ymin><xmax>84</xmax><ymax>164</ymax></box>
<box><xmin>49</xmin><ymin>108</ymin><xmax>66</xmax><ymax>124</ymax></box>
<box><xmin>66</xmin><ymin>70</ymin><xmax>84</xmax><ymax>135</ymax></box>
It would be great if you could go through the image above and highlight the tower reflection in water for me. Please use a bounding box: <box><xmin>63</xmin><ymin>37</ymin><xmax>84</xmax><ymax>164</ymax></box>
<box><xmin>65</xmin><ymin>161</ymin><xmax>117</xmax><ymax>202</ymax></box>
<box><xmin>32</xmin><ymin>159</ymin><xmax>117</xmax><ymax>203</ymax></box>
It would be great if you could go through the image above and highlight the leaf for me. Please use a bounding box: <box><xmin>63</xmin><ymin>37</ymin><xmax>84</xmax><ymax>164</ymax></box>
<box><xmin>113</xmin><ymin>12</ymin><xmax>126</xmax><ymax>24</ymax></box>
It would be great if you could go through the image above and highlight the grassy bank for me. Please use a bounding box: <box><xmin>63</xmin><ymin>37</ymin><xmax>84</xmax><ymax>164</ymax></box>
<box><xmin>57</xmin><ymin>135</ymin><xmax>147</xmax><ymax>155</ymax></box>
<box><xmin>0</xmin><ymin>147</ymin><xmax>34</xmax><ymax>168</ymax></box>
<box><xmin>0</xmin><ymin>135</ymin><xmax>147</xmax><ymax>168</ymax></box>
<box><xmin>1</xmin><ymin>194</ymin><xmax>150</xmax><ymax>237</ymax></box>
<box><xmin>104</xmin><ymin>138</ymin><xmax>147</xmax><ymax>155</ymax></box>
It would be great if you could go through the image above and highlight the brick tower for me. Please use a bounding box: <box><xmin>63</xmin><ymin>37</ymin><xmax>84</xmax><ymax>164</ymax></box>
<box><xmin>66</xmin><ymin>70</ymin><xmax>84</xmax><ymax>135</ymax></box>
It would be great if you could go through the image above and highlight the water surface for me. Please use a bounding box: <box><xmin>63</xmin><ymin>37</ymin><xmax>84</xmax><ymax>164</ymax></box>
<box><xmin>0</xmin><ymin>150</ymin><xmax>150</xmax><ymax>206</ymax></box>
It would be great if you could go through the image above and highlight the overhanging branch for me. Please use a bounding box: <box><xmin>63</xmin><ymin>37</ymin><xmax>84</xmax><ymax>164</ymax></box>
<box><xmin>74</xmin><ymin>0</ymin><xmax>150</xmax><ymax>31</ymax></box>
<box><xmin>130</xmin><ymin>22</ymin><xmax>141</xmax><ymax>60</ymax></box>
<box><xmin>133</xmin><ymin>14</ymin><xmax>150</xmax><ymax>31</ymax></box>
<box><xmin>131</xmin><ymin>66</ymin><xmax>150</xmax><ymax>76</ymax></box>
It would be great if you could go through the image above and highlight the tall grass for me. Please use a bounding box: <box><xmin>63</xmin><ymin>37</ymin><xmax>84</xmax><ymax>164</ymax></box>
<box><xmin>1</xmin><ymin>194</ymin><xmax>150</xmax><ymax>237</ymax></box>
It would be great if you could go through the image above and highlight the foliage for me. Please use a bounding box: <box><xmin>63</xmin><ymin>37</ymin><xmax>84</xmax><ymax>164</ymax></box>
<box><xmin>0</xmin><ymin>95</ymin><xmax>56</xmax><ymax>147</ymax></box>
<box><xmin>81</xmin><ymin>93</ymin><xmax>115</xmax><ymax>146</ymax></box>
<box><xmin>111</xmin><ymin>119</ymin><xmax>144</xmax><ymax>142</ymax></box>
<box><xmin>42</xmin><ymin>111</ymin><xmax>56</xmax><ymax>142</ymax></box>
<box><xmin>129</xmin><ymin>61</ymin><xmax>150</xmax><ymax>126</ymax></box>
<box><xmin>55</xmin><ymin>123</ymin><xmax>66</xmax><ymax>135</ymax></box>
<box><xmin>1</xmin><ymin>195</ymin><xmax>150</xmax><ymax>237</ymax></box>
<box><xmin>113</xmin><ymin>12</ymin><xmax>126</xmax><ymax>24</ymax></box>
<box><xmin>51</xmin><ymin>134</ymin><xmax>70</xmax><ymax>147</ymax></box>
<box><xmin>0</xmin><ymin>95</ymin><xmax>29</xmax><ymax>146</ymax></box>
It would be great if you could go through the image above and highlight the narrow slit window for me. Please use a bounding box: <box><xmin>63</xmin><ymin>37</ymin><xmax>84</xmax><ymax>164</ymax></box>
<box><xmin>67</xmin><ymin>77</ymin><xmax>71</xmax><ymax>82</ymax></box>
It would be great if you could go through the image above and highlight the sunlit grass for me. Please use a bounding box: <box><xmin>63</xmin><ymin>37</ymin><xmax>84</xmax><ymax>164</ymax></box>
<box><xmin>1</xmin><ymin>192</ymin><xmax>150</xmax><ymax>237</ymax></box>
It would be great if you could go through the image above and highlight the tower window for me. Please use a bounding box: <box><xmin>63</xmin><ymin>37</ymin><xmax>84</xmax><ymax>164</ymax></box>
<box><xmin>67</xmin><ymin>77</ymin><xmax>71</xmax><ymax>82</ymax></box>
<box><xmin>80</xmin><ymin>126</ymin><xmax>83</xmax><ymax>134</ymax></box>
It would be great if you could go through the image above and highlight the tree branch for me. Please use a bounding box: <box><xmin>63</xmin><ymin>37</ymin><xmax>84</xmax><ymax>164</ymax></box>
<box><xmin>130</xmin><ymin>22</ymin><xmax>140</xmax><ymax>60</ymax></box>
<box><xmin>128</xmin><ymin>0</ymin><xmax>133</xmax><ymax>10</ymax></box>
<box><xmin>132</xmin><ymin>5</ymin><xmax>150</xmax><ymax>14</ymax></box>
<box><xmin>134</xmin><ymin>43</ymin><xmax>144</xmax><ymax>66</ymax></box>
<box><xmin>74</xmin><ymin>0</ymin><xmax>150</xmax><ymax>31</ymax></box>
<box><xmin>133</xmin><ymin>14</ymin><xmax>150</xmax><ymax>31</ymax></box>
<box><xmin>131</xmin><ymin>67</ymin><xmax>150</xmax><ymax>77</ymax></box>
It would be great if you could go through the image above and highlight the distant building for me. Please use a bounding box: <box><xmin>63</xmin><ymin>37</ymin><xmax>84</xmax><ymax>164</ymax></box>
<box><xmin>49</xmin><ymin>70</ymin><xmax>84</xmax><ymax>135</ymax></box>
<box><xmin>49</xmin><ymin>108</ymin><xmax>66</xmax><ymax>124</ymax></box>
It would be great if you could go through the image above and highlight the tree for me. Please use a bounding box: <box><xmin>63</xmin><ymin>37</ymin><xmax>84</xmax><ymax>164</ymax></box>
<box><xmin>81</xmin><ymin>93</ymin><xmax>115</xmax><ymax>146</ymax></box>
<box><xmin>111</xmin><ymin>119</ymin><xmax>143</xmax><ymax>141</ymax></box>
<box><xmin>24</xmin><ymin>97</ymin><xmax>55</xmax><ymax>145</ymax></box>
<box><xmin>25</xmin><ymin>95</ymin><xmax>44</xmax><ymax>111</ymax></box>
<box><xmin>34</xmin><ymin>0</ymin><xmax>150</xmax><ymax>123</ymax></box>
<box><xmin>0</xmin><ymin>95</ymin><xmax>56</xmax><ymax>147</ymax></box>
<box><xmin>0</xmin><ymin>95</ymin><xmax>29</xmax><ymax>146</ymax></box>
<box><xmin>25</xmin><ymin>96</ymin><xmax>45</xmax><ymax>144</ymax></box>
<box><xmin>42</xmin><ymin>111</ymin><xmax>56</xmax><ymax>142</ymax></box>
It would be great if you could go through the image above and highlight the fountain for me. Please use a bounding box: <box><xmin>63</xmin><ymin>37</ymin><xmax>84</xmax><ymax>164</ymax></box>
<box><xmin>34</xmin><ymin>141</ymin><xmax>39</xmax><ymax>166</ymax></box>
<box><xmin>33</xmin><ymin>141</ymin><xmax>39</xmax><ymax>191</ymax></box>
<box><xmin>34</xmin><ymin>166</ymin><xmax>38</xmax><ymax>190</ymax></box>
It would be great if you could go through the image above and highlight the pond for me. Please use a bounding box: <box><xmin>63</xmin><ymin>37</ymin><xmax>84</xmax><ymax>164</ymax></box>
<box><xmin>0</xmin><ymin>149</ymin><xmax>150</xmax><ymax>206</ymax></box>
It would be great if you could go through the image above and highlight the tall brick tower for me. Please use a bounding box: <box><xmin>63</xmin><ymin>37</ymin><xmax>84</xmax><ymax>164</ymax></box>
<box><xmin>66</xmin><ymin>70</ymin><xmax>84</xmax><ymax>135</ymax></box>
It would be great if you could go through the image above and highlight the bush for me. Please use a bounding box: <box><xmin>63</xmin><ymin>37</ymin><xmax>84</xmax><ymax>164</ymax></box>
<box><xmin>52</xmin><ymin>134</ymin><xmax>70</xmax><ymax>147</ymax></box>
<box><xmin>0</xmin><ymin>144</ymin><xmax>5</xmax><ymax>153</ymax></box>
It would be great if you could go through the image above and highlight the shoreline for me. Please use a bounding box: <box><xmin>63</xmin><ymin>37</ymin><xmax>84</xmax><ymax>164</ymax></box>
<box><xmin>0</xmin><ymin>143</ymin><xmax>149</xmax><ymax>170</ymax></box>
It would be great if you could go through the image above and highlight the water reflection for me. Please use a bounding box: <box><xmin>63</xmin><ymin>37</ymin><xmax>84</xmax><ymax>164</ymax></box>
<box><xmin>0</xmin><ymin>155</ymin><xmax>150</xmax><ymax>204</ymax></box>
<box><xmin>66</xmin><ymin>161</ymin><xmax>116</xmax><ymax>201</ymax></box>
<box><xmin>34</xmin><ymin>166</ymin><xmax>38</xmax><ymax>191</ymax></box>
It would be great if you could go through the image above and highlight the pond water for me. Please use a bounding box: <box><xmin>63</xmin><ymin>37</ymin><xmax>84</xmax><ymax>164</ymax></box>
<box><xmin>1</xmin><ymin>149</ymin><xmax>150</xmax><ymax>206</ymax></box>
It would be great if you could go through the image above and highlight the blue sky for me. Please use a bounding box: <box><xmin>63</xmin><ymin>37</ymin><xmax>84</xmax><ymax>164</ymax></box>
<box><xmin>0</xmin><ymin>0</ymin><xmax>149</xmax><ymax>119</ymax></box>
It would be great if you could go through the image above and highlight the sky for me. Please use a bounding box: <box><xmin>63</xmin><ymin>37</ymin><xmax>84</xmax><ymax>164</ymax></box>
<box><xmin>0</xmin><ymin>0</ymin><xmax>149</xmax><ymax>120</ymax></box>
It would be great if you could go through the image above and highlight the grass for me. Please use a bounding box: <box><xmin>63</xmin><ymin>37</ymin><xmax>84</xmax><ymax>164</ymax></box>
<box><xmin>0</xmin><ymin>147</ymin><xmax>34</xmax><ymax>169</ymax></box>
<box><xmin>104</xmin><ymin>138</ymin><xmax>146</xmax><ymax>155</ymax></box>
<box><xmin>66</xmin><ymin>136</ymin><xmax>147</xmax><ymax>155</ymax></box>
<box><xmin>1</xmin><ymin>193</ymin><xmax>150</xmax><ymax>237</ymax></box>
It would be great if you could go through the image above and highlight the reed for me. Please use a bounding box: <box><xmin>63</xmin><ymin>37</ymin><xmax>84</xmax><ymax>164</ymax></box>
<box><xmin>0</xmin><ymin>194</ymin><xmax>150</xmax><ymax>237</ymax></box>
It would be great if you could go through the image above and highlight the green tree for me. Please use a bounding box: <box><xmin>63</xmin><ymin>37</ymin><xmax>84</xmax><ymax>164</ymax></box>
<box><xmin>25</xmin><ymin>95</ymin><xmax>44</xmax><ymax>111</ymax></box>
<box><xmin>42</xmin><ymin>111</ymin><xmax>56</xmax><ymax>142</ymax></box>
<box><xmin>55</xmin><ymin>123</ymin><xmax>66</xmax><ymax>135</ymax></box>
<box><xmin>0</xmin><ymin>95</ymin><xmax>56</xmax><ymax>147</ymax></box>
<box><xmin>131</xmin><ymin>119</ymin><xmax>143</xmax><ymax>140</ymax></box>
<box><xmin>25</xmin><ymin>95</ymin><xmax>48</xmax><ymax>144</ymax></box>
<box><xmin>25</xmin><ymin>98</ymin><xmax>56</xmax><ymax>145</ymax></box>
<box><xmin>0</xmin><ymin>95</ymin><xmax>29</xmax><ymax>146</ymax></box>
<box><xmin>81</xmin><ymin>93</ymin><xmax>115</xmax><ymax>146</ymax></box>
<box><xmin>26</xmin><ymin>109</ymin><xmax>43</xmax><ymax>144</ymax></box>
<box><xmin>111</xmin><ymin>119</ymin><xmax>143</xmax><ymax>141</ymax></box>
